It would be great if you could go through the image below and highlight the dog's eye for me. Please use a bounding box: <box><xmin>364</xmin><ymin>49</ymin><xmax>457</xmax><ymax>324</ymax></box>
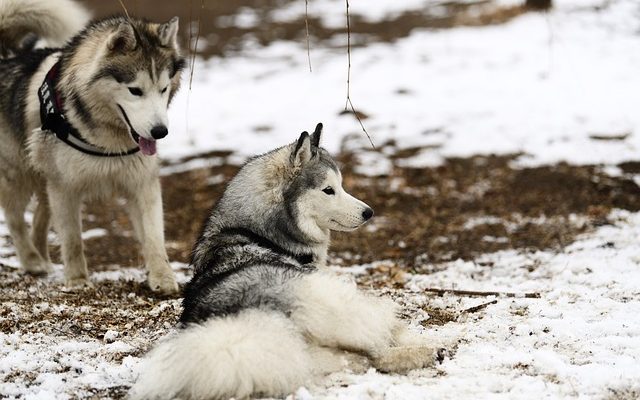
<box><xmin>128</xmin><ymin>87</ymin><xmax>143</xmax><ymax>96</ymax></box>
<box><xmin>322</xmin><ymin>187</ymin><xmax>335</xmax><ymax>195</ymax></box>
<box><xmin>161</xmin><ymin>86</ymin><xmax>168</xmax><ymax>94</ymax></box>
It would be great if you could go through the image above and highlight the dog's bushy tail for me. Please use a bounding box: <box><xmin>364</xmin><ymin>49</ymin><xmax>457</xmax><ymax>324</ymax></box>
<box><xmin>129</xmin><ymin>309</ymin><xmax>312</xmax><ymax>400</ymax></box>
<box><xmin>0</xmin><ymin>0</ymin><xmax>90</xmax><ymax>56</ymax></box>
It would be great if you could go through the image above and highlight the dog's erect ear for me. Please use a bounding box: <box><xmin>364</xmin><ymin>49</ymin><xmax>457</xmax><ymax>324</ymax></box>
<box><xmin>311</xmin><ymin>123</ymin><xmax>323</xmax><ymax>148</ymax></box>
<box><xmin>159</xmin><ymin>16</ymin><xmax>179</xmax><ymax>48</ymax></box>
<box><xmin>292</xmin><ymin>131</ymin><xmax>312</xmax><ymax>168</ymax></box>
<box><xmin>108</xmin><ymin>22</ymin><xmax>137</xmax><ymax>52</ymax></box>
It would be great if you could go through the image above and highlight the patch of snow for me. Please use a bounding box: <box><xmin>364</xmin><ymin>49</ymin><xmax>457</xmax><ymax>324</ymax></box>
<box><xmin>159</xmin><ymin>157</ymin><xmax>225</xmax><ymax>176</ymax></box>
<box><xmin>353</xmin><ymin>151</ymin><xmax>393</xmax><ymax>176</ymax></box>
<box><xmin>103</xmin><ymin>330</ymin><xmax>119</xmax><ymax>343</ymax></box>
<box><xmin>81</xmin><ymin>228</ymin><xmax>108</xmax><ymax>240</ymax></box>
<box><xmin>463</xmin><ymin>215</ymin><xmax>504</xmax><ymax>230</ymax></box>
<box><xmin>331</xmin><ymin>209</ymin><xmax>640</xmax><ymax>398</ymax></box>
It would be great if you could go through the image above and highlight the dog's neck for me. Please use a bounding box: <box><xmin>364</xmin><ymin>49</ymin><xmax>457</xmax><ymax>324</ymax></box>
<box><xmin>252</xmin><ymin>223</ymin><xmax>328</xmax><ymax>268</ymax></box>
<box><xmin>218</xmin><ymin>227</ymin><xmax>324</xmax><ymax>267</ymax></box>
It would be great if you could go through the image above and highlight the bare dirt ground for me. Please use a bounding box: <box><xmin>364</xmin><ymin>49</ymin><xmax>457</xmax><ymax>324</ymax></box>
<box><xmin>3</xmin><ymin>145</ymin><xmax>639</xmax><ymax>374</ymax></box>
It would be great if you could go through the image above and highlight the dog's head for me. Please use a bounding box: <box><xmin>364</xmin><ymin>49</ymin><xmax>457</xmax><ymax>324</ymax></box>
<box><xmin>286</xmin><ymin>123</ymin><xmax>374</xmax><ymax>239</ymax></box>
<box><xmin>64</xmin><ymin>16</ymin><xmax>185</xmax><ymax>155</ymax></box>
<box><xmin>213</xmin><ymin>123</ymin><xmax>373</xmax><ymax>251</ymax></box>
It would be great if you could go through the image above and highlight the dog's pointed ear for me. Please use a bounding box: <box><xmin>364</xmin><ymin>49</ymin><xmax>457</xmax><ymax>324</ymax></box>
<box><xmin>159</xmin><ymin>16</ymin><xmax>179</xmax><ymax>48</ymax></box>
<box><xmin>311</xmin><ymin>123</ymin><xmax>323</xmax><ymax>148</ymax></box>
<box><xmin>108</xmin><ymin>22</ymin><xmax>137</xmax><ymax>52</ymax></box>
<box><xmin>292</xmin><ymin>131</ymin><xmax>312</xmax><ymax>168</ymax></box>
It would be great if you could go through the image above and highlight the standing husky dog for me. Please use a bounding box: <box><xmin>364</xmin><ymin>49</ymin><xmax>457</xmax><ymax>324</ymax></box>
<box><xmin>130</xmin><ymin>124</ymin><xmax>446</xmax><ymax>400</ymax></box>
<box><xmin>0</xmin><ymin>0</ymin><xmax>185</xmax><ymax>293</ymax></box>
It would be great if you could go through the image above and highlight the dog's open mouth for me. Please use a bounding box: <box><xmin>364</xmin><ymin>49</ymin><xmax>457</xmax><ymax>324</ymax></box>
<box><xmin>117</xmin><ymin>105</ymin><xmax>157</xmax><ymax>156</ymax></box>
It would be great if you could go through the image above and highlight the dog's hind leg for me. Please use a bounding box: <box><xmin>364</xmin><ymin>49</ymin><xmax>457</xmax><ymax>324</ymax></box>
<box><xmin>126</xmin><ymin>181</ymin><xmax>178</xmax><ymax>294</ymax></box>
<box><xmin>0</xmin><ymin>184</ymin><xmax>49</xmax><ymax>275</ymax></box>
<box><xmin>31</xmin><ymin>187</ymin><xmax>50</xmax><ymax>263</ymax></box>
<box><xmin>48</xmin><ymin>185</ymin><xmax>90</xmax><ymax>286</ymax></box>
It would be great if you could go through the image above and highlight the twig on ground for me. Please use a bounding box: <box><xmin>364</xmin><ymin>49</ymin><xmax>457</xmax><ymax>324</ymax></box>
<box><xmin>422</xmin><ymin>287</ymin><xmax>541</xmax><ymax>299</ymax></box>
<box><xmin>461</xmin><ymin>300</ymin><xmax>498</xmax><ymax>314</ymax></box>
<box><xmin>51</xmin><ymin>326</ymin><xmax>74</xmax><ymax>337</ymax></box>
<box><xmin>344</xmin><ymin>0</ymin><xmax>375</xmax><ymax>149</ymax></box>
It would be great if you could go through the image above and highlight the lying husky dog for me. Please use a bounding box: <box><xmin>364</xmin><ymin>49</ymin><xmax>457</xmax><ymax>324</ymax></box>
<box><xmin>130</xmin><ymin>124</ymin><xmax>446</xmax><ymax>400</ymax></box>
<box><xmin>0</xmin><ymin>0</ymin><xmax>185</xmax><ymax>293</ymax></box>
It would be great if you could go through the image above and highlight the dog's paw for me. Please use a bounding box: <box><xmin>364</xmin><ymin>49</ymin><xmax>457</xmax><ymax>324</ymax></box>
<box><xmin>64</xmin><ymin>278</ymin><xmax>94</xmax><ymax>290</ymax></box>
<box><xmin>435</xmin><ymin>347</ymin><xmax>449</xmax><ymax>364</ymax></box>
<box><xmin>148</xmin><ymin>271</ymin><xmax>179</xmax><ymax>295</ymax></box>
<box><xmin>22</xmin><ymin>253</ymin><xmax>51</xmax><ymax>276</ymax></box>
<box><xmin>373</xmin><ymin>345</ymin><xmax>447</xmax><ymax>373</ymax></box>
<box><xmin>23</xmin><ymin>261</ymin><xmax>51</xmax><ymax>276</ymax></box>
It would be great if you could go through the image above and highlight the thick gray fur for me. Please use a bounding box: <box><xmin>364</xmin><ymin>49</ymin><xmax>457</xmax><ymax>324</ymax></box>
<box><xmin>182</xmin><ymin>126</ymin><xmax>335</xmax><ymax>323</ymax></box>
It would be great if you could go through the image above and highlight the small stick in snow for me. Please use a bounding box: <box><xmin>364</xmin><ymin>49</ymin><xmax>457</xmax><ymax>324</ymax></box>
<box><xmin>461</xmin><ymin>300</ymin><xmax>498</xmax><ymax>314</ymax></box>
<box><xmin>422</xmin><ymin>287</ymin><xmax>541</xmax><ymax>299</ymax></box>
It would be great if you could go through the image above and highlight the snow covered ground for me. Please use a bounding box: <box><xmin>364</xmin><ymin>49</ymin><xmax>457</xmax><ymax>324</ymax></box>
<box><xmin>165</xmin><ymin>0</ymin><xmax>640</xmax><ymax>170</ymax></box>
<box><xmin>3</xmin><ymin>0</ymin><xmax>640</xmax><ymax>399</ymax></box>
<box><xmin>327</xmin><ymin>210</ymin><xmax>640</xmax><ymax>399</ymax></box>
<box><xmin>3</xmin><ymin>210</ymin><xmax>640</xmax><ymax>399</ymax></box>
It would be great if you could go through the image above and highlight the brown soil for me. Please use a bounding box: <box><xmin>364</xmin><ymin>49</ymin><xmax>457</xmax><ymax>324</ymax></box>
<box><xmin>56</xmin><ymin>146</ymin><xmax>640</xmax><ymax>276</ymax></box>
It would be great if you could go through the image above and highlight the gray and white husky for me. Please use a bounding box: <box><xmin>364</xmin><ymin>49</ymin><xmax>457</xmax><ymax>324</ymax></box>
<box><xmin>130</xmin><ymin>124</ymin><xmax>447</xmax><ymax>400</ymax></box>
<box><xmin>0</xmin><ymin>0</ymin><xmax>185</xmax><ymax>293</ymax></box>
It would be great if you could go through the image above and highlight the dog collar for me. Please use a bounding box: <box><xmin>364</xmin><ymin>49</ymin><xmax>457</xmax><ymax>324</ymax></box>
<box><xmin>38</xmin><ymin>61</ymin><xmax>140</xmax><ymax>157</ymax></box>
<box><xmin>221</xmin><ymin>227</ymin><xmax>315</xmax><ymax>265</ymax></box>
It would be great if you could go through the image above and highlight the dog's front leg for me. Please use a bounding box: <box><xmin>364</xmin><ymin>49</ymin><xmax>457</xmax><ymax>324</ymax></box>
<box><xmin>48</xmin><ymin>185</ymin><xmax>90</xmax><ymax>286</ymax></box>
<box><xmin>291</xmin><ymin>272</ymin><xmax>400</xmax><ymax>356</ymax></box>
<box><xmin>127</xmin><ymin>181</ymin><xmax>178</xmax><ymax>294</ymax></box>
<box><xmin>32</xmin><ymin>187</ymin><xmax>51</xmax><ymax>263</ymax></box>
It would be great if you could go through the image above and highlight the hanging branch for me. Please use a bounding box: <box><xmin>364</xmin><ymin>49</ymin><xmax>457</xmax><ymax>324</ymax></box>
<box><xmin>189</xmin><ymin>0</ymin><xmax>204</xmax><ymax>91</ymax></box>
<box><xmin>116</xmin><ymin>0</ymin><xmax>131</xmax><ymax>19</ymax></box>
<box><xmin>344</xmin><ymin>0</ymin><xmax>374</xmax><ymax>149</ymax></box>
<box><xmin>305</xmin><ymin>0</ymin><xmax>312</xmax><ymax>72</ymax></box>
<box><xmin>184</xmin><ymin>0</ymin><xmax>204</xmax><ymax>146</ymax></box>
<box><xmin>189</xmin><ymin>0</ymin><xmax>193</xmax><ymax>56</ymax></box>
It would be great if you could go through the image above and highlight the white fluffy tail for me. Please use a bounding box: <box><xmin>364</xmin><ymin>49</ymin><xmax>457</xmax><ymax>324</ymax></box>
<box><xmin>0</xmin><ymin>0</ymin><xmax>90</xmax><ymax>51</ymax></box>
<box><xmin>129</xmin><ymin>309</ymin><xmax>312</xmax><ymax>400</ymax></box>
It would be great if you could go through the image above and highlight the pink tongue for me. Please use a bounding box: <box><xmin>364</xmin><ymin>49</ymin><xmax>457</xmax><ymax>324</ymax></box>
<box><xmin>139</xmin><ymin>137</ymin><xmax>157</xmax><ymax>156</ymax></box>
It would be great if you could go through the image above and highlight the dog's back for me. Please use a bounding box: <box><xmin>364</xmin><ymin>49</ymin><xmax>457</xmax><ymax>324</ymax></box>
<box><xmin>180</xmin><ymin>227</ymin><xmax>316</xmax><ymax>324</ymax></box>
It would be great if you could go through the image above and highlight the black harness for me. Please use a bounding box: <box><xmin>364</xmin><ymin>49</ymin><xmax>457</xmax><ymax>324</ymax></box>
<box><xmin>38</xmin><ymin>61</ymin><xmax>140</xmax><ymax>157</ymax></box>
<box><xmin>220</xmin><ymin>227</ymin><xmax>315</xmax><ymax>265</ymax></box>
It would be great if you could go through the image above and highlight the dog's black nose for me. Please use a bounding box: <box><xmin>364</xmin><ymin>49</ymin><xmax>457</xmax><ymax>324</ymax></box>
<box><xmin>150</xmin><ymin>125</ymin><xmax>168</xmax><ymax>139</ymax></box>
<box><xmin>362</xmin><ymin>208</ymin><xmax>374</xmax><ymax>221</ymax></box>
